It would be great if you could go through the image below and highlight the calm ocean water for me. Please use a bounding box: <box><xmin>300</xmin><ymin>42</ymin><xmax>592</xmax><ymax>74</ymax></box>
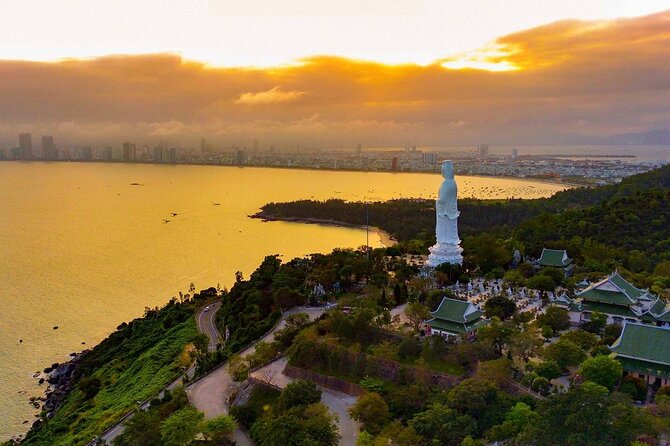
<box><xmin>0</xmin><ymin>162</ymin><xmax>566</xmax><ymax>440</ymax></box>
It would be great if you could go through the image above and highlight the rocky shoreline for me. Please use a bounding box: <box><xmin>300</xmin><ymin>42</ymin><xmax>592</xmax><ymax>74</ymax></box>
<box><xmin>249</xmin><ymin>212</ymin><xmax>397</xmax><ymax>247</ymax></box>
<box><xmin>8</xmin><ymin>350</ymin><xmax>89</xmax><ymax>444</ymax></box>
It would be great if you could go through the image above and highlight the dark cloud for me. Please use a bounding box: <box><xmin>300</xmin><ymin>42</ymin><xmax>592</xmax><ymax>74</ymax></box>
<box><xmin>0</xmin><ymin>10</ymin><xmax>668</xmax><ymax>147</ymax></box>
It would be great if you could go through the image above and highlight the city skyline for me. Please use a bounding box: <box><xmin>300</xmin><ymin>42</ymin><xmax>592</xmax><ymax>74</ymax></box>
<box><xmin>0</xmin><ymin>7</ymin><xmax>669</xmax><ymax>148</ymax></box>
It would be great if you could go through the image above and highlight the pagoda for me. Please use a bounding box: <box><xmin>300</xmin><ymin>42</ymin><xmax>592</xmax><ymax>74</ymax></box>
<box><xmin>424</xmin><ymin>297</ymin><xmax>488</xmax><ymax>338</ymax></box>
<box><xmin>536</xmin><ymin>248</ymin><xmax>574</xmax><ymax>277</ymax></box>
<box><xmin>610</xmin><ymin>322</ymin><xmax>670</xmax><ymax>388</ymax></box>
<box><xmin>568</xmin><ymin>271</ymin><xmax>669</xmax><ymax>326</ymax></box>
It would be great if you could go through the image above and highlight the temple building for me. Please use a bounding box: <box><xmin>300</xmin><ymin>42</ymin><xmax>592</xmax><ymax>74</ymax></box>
<box><xmin>536</xmin><ymin>248</ymin><xmax>574</xmax><ymax>277</ymax></box>
<box><xmin>568</xmin><ymin>271</ymin><xmax>669</xmax><ymax>326</ymax></box>
<box><xmin>424</xmin><ymin>297</ymin><xmax>488</xmax><ymax>338</ymax></box>
<box><xmin>610</xmin><ymin>322</ymin><xmax>670</xmax><ymax>387</ymax></box>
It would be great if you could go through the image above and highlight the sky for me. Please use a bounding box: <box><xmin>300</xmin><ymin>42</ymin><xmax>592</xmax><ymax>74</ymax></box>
<box><xmin>0</xmin><ymin>1</ymin><xmax>669</xmax><ymax>148</ymax></box>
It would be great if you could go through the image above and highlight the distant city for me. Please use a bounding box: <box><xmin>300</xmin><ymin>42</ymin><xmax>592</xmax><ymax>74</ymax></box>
<box><xmin>2</xmin><ymin>133</ymin><xmax>666</xmax><ymax>185</ymax></box>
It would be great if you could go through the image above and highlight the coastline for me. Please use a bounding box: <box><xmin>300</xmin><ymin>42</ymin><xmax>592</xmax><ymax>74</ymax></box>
<box><xmin>0</xmin><ymin>159</ymin><xmax>576</xmax><ymax>189</ymax></box>
<box><xmin>250</xmin><ymin>212</ymin><xmax>397</xmax><ymax>247</ymax></box>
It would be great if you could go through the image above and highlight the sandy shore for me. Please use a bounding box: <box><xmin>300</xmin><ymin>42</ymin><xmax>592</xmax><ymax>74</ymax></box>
<box><xmin>250</xmin><ymin>213</ymin><xmax>397</xmax><ymax>247</ymax></box>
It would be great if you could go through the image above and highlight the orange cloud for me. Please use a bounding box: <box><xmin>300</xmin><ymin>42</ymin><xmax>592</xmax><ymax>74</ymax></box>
<box><xmin>0</xmin><ymin>10</ymin><xmax>668</xmax><ymax>147</ymax></box>
<box><xmin>235</xmin><ymin>86</ymin><xmax>305</xmax><ymax>105</ymax></box>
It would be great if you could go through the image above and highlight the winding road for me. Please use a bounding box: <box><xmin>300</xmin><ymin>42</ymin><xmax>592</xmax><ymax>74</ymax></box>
<box><xmin>97</xmin><ymin>303</ymin><xmax>363</xmax><ymax>445</ymax></box>
<box><xmin>94</xmin><ymin>301</ymin><xmax>222</xmax><ymax>445</ymax></box>
<box><xmin>186</xmin><ymin>306</ymin><xmax>331</xmax><ymax>445</ymax></box>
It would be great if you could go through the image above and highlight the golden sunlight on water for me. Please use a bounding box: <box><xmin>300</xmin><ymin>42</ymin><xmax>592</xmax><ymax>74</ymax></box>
<box><xmin>0</xmin><ymin>162</ymin><xmax>566</xmax><ymax>439</ymax></box>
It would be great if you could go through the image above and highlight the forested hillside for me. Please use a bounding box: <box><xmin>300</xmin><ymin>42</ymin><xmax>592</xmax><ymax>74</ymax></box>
<box><xmin>257</xmin><ymin>165</ymin><xmax>670</xmax><ymax>273</ymax></box>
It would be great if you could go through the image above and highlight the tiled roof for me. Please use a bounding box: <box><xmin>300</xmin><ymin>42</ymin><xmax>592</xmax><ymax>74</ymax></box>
<box><xmin>538</xmin><ymin>248</ymin><xmax>571</xmax><ymax>267</ymax></box>
<box><xmin>610</xmin><ymin>323</ymin><xmax>670</xmax><ymax>366</ymax></box>
<box><xmin>577</xmin><ymin>288</ymin><xmax>635</xmax><ymax>306</ymax></box>
<box><xmin>610</xmin><ymin>272</ymin><xmax>643</xmax><ymax>300</ymax></box>
<box><xmin>577</xmin><ymin>300</ymin><xmax>640</xmax><ymax>318</ymax></box>
<box><xmin>613</xmin><ymin>356</ymin><xmax>670</xmax><ymax>379</ymax></box>
<box><xmin>575</xmin><ymin>272</ymin><xmax>650</xmax><ymax>306</ymax></box>
<box><xmin>427</xmin><ymin>317</ymin><xmax>489</xmax><ymax>335</ymax></box>
<box><xmin>430</xmin><ymin>297</ymin><xmax>483</xmax><ymax>324</ymax></box>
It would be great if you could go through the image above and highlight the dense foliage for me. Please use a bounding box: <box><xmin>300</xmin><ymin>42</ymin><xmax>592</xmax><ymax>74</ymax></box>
<box><xmin>232</xmin><ymin>381</ymin><xmax>339</xmax><ymax>446</ymax></box>
<box><xmin>259</xmin><ymin>165</ymin><xmax>670</xmax><ymax>271</ymax></box>
<box><xmin>21</xmin><ymin>298</ymin><xmax>201</xmax><ymax>446</ymax></box>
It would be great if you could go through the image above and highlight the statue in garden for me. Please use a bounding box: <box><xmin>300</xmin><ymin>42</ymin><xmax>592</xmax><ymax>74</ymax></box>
<box><xmin>427</xmin><ymin>160</ymin><xmax>463</xmax><ymax>267</ymax></box>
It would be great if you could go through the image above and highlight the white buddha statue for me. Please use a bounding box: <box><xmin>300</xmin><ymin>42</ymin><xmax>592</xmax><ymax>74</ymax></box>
<box><xmin>427</xmin><ymin>160</ymin><xmax>463</xmax><ymax>267</ymax></box>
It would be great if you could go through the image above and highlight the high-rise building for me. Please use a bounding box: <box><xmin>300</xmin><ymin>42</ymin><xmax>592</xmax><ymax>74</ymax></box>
<box><xmin>122</xmin><ymin>142</ymin><xmax>136</xmax><ymax>161</ymax></box>
<box><xmin>236</xmin><ymin>150</ymin><xmax>246</xmax><ymax>166</ymax></box>
<box><xmin>200</xmin><ymin>137</ymin><xmax>207</xmax><ymax>154</ymax></box>
<box><xmin>104</xmin><ymin>146</ymin><xmax>113</xmax><ymax>161</ymax></box>
<box><xmin>422</xmin><ymin>152</ymin><xmax>438</xmax><ymax>164</ymax></box>
<box><xmin>512</xmin><ymin>148</ymin><xmax>518</xmax><ymax>160</ymax></box>
<box><xmin>153</xmin><ymin>146</ymin><xmax>163</xmax><ymax>163</ymax></box>
<box><xmin>41</xmin><ymin>136</ymin><xmax>55</xmax><ymax>160</ymax></box>
<box><xmin>356</xmin><ymin>143</ymin><xmax>362</xmax><ymax>155</ymax></box>
<box><xmin>391</xmin><ymin>157</ymin><xmax>399</xmax><ymax>171</ymax></box>
<box><xmin>19</xmin><ymin>133</ymin><xmax>32</xmax><ymax>160</ymax></box>
<box><xmin>477</xmin><ymin>144</ymin><xmax>489</xmax><ymax>156</ymax></box>
<box><xmin>159</xmin><ymin>147</ymin><xmax>176</xmax><ymax>163</ymax></box>
<box><xmin>78</xmin><ymin>146</ymin><xmax>92</xmax><ymax>161</ymax></box>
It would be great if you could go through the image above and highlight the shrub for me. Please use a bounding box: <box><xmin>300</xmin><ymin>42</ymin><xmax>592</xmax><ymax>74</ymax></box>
<box><xmin>531</xmin><ymin>376</ymin><xmax>551</xmax><ymax>395</ymax></box>
<box><xmin>399</xmin><ymin>338</ymin><xmax>423</xmax><ymax>360</ymax></box>
<box><xmin>534</xmin><ymin>360</ymin><xmax>562</xmax><ymax>381</ymax></box>
<box><xmin>349</xmin><ymin>392</ymin><xmax>390</xmax><ymax>434</ymax></box>
<box><xmin>579</xmin><ymin>355</ymin><xmax>623</xmax><ymax>390</ymax></box>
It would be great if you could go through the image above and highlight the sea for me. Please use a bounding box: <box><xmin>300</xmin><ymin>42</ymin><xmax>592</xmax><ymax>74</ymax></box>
<box><xmin>0</xmin><ymin>162</ymin><xmax>567</xmax><ymax>440</ymax></box>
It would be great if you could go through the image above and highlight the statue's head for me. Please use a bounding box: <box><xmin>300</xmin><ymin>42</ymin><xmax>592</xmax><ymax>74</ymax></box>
<box><xmin>441</xmin><ymin>160</ymin><xmax>454</xmax><ymax>179</ymax></box>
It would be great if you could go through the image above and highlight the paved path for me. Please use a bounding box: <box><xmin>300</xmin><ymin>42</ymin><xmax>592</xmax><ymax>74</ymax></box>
<box><xmin>187</xmin><ymin>307</ymin><xmax>326</xmax><ymax>445</ymax></box>
<box><xmin>197</xmin><ymin>302</ymin><xmax>223</xmax><ymax>352</ymax></box>
<box><xmin>250</xmin><ymin>358</ymin><xmax>360</xmax><ymax>446</ymax></box>
<box><xmin>96</xmin><ymin>301</ymin><xmax>222</xmax><ymax>445</ymax></box>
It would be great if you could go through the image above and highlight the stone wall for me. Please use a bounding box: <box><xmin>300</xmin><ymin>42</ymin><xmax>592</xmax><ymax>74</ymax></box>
<box><xmin>284</xmin><ymin>365</ymin><xmax>365</xmax><ymax>396</ymax></box>
<box><xmin>289</xmin><ymin>339</ymin><xmax>462</xmax><ymax>389</ymax></box>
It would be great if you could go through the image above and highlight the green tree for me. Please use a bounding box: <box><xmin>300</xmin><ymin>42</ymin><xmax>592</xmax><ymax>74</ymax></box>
<box><xmin>251</xmin><ymin>403</ymin><xmax>339</xmax><ymax>446</ymax></box>
<box><xmin>581</xmin><ymin>311</ymin><xmax>608</xmax><ymax>334</ymax></box>
<box><xmin>160</xmin><ymin>406</ymin><xmax>204</xmax><ymax>446</ymax></box>
<box><xmin>504</xmin><ymin>269</ymin><xmax>526</xmax><ymax>287</ymax></box>
<box><xmin>410</xmin><ymin>402</ymin><xmax>475</xmax><ymax>446</ymax></box>
<box><xmin>533</xmin><ymin>360</ymin><xmax>562</xmax><ymax>380</ymax></box>
<box><xmin>478</xmin><ymin>318</ymin><xmax>517</xmax><ymax>356</ymax></box>
<box><xmin>654</xmin><ymin>260</ymin><xmax>670</xmax><ymax>278</ymax></box>
<box><xmin>374</xmin><ymin>421</ymin><xmax>425</xmax><ymax>446</ymax></box>
<box><xmin>203</xmin><ymin>415</ymin><xmax>237</xmax><ymax>443</ymax></box>
<box><xmin>277</xmin><ymin>380</ymin><xmax>322</xmax><ymax>411</ymax></box>
<box><xmin>518</xmin><ymin>382</ymin><xmax>650</xmax><ymax>446</ymax></box>
<box><xmin>484</xmin><ymin>294</ymin><xmax>517</xmax><ymax>321</ymax></box>
<box><xmin>349</xmin><ymin>392</ymin><xmax>390</xmax><ymax>434</ymax></box>
<box><xmin>78</xmin><ymin>376</ymin><xmax>101</xmax><ymax>400</ymax></box>
<box><xmin>536</xmin><ymin>306</ymin><xmax>570</xmax><ymax>335</ymax></box>
<box><xmin>561</xmin><ymin>329</ymin><xmax>598</xmax><ymax>351</ymax></box>
<box><xmin>579</xmin><ymin>355</ymin><xmax>623</xmax><ymax>390</ymax></box>
<box><xmin>527</xmin><ymin>275</ymin><xmax>556</xmax><ymax>293</ymax></box>
<box><xmin>272</xmin><ymin>286</ymin><xmax>305</xmax><ymax>310</ymax></box>
<box><xmin>508</xmin><ymin>326</ymin><xmax>543</xmax><ymax>361</ymax></box>
<box><xmin>543</xmin><ymin>339</ymin><xmax>587</xmax><ymax>369</ymax></box>
<box><xmin>539</xmin><ymin>267</ymin><xmax>565</xmax><ymax>285</ymax></box>
<box><xmin>489</xmin><ymin>402</ymin><xmax>538</xmax><ymax>441</ymax></box>
<box><xmin>404</xmin><ymin>302</ymin><xmax>431</xmax><ymax>333</ymax></box>
<box><xmin>115</xmin><ymin>411</ymin><xmax>162</xmax><ymax>446</ymax></box>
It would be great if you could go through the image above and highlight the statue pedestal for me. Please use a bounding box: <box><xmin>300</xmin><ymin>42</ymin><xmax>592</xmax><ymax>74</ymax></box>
<box><xmin>427</xmin><ymin>242</ymin><xmax>463</xmax><ymax>267</ymax></box>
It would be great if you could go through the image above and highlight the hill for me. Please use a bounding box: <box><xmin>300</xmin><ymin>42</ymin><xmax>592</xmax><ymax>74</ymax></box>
<box><xmin>257</xmin><ymin>165</ymin><xmax>670</xmax><ymax>272</ymax></box>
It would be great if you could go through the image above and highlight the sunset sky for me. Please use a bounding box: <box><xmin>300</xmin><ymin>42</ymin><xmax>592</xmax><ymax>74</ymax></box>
<box><xmin>0</xmin><ymin>1</ymin><xmax>669</xmax><ymax>147</ymax></box>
